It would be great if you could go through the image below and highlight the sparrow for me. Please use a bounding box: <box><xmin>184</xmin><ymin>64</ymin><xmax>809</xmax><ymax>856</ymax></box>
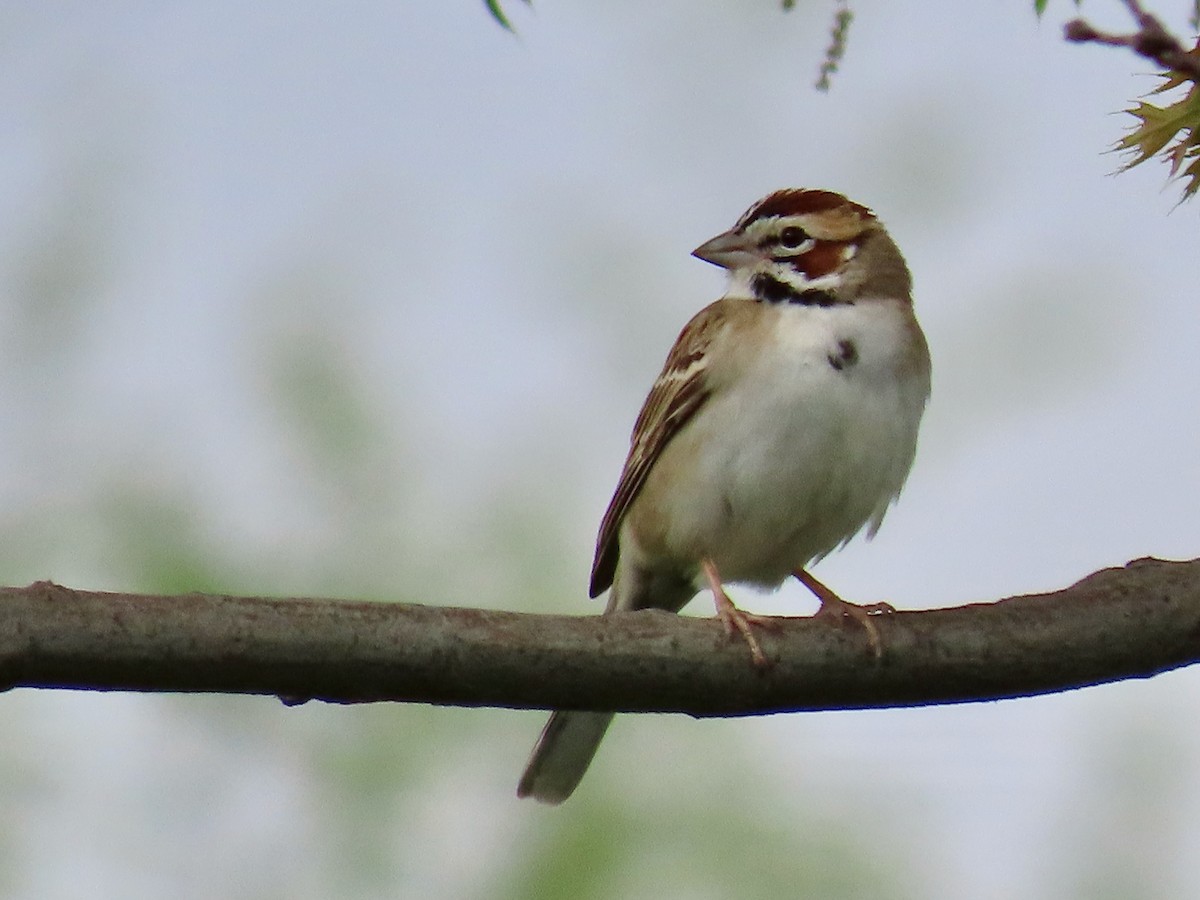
<box><xmin>517</xmin><ymin>188</ymin><xmax>931</xmax><ymax>804</ymax></box>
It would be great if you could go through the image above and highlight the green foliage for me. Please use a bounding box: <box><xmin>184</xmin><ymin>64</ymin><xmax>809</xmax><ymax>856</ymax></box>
<box><xmin>778</xmin><ymin>1</ymin><xmax>855</xmax><ymax>90</ymax></box>
<box><xmin>485</xmin><ymin>0</ymin><xmax>532</xmax><ymax>33</ymax></box>
<box><xmin>501</xmin><ymin>763</ymin><xmax>918</xmax><ymax>900</ymax></box>
<box><xmin>1033</xmin><ymin>0</ymin><xmax>1082</xmax><ymax>18</ymax></box>
<box><xmin>816</xmin><ymin>2</ymin><xmax>854</xmax><ymax>91</ymax></box>
<box><xmin>1115</xmin><ymin>47</ymin><xmax>1200</xmax><ymax>202</ymax></box>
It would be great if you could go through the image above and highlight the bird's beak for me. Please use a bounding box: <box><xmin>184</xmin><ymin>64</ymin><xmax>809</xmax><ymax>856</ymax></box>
<box><xmin>691</xmin><ymin>229</ymin><xmax>757</xmax><ymax>270</ymax></box>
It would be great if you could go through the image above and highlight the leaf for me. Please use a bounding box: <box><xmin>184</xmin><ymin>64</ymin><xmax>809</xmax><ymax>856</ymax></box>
<box><xmin>1116</xmin><ymin>99</ymin><xmax>1193</xmax><ymax>165</ymax></box>
<box><xmin>1115</xmin><ymin>44</ymin><xmax>1200</xmax><ymax>202</ymax></box>
<box><xmin>1034</xmin><ymin>0</ymin><xmax>1081</xmax><ymax>18</ymax></box>
<box><xmin>484</xmin><ymin>0</ymin><xmax>531</xmax><ymax>33</ymax></box>
<box><xmin>1167</xmin><ymin>131</ymin><xmax>1200</xmax><ymax>201</ymax></box>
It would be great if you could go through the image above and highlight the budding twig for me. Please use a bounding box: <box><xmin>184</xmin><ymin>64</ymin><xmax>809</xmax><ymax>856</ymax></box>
<box><xmin>1064</xmin><ymin>0</ymin><xmax>1200</xmax><ymax>81</ymax></box>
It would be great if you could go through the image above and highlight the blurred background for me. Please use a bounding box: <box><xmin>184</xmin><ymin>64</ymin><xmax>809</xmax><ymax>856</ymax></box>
<box><xmin>2</xmin><ymin>1</ymin><xmax>1200</xmax><ymax>897</ymax></box>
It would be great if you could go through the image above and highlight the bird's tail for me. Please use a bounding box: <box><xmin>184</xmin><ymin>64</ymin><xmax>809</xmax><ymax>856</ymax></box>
<box><xmin>516</xmin><ymin>710</ymin><xmax>615</xmax><ymax>804</ymax></box>
<box><xmin>516</xmin><ymin>562</ymin><xmax>693</xmax><ymax>803</ymax></box>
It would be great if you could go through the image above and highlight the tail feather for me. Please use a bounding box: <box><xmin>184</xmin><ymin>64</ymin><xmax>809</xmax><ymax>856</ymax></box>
<box><xmin>517</xmin><ymin>560</ymin><xmax>695</xmax><ymax>803</ymax></box>
<box><xmin>516</xmin><ymin>711</ymin><xmax>615</xmax><ymax>804</ymax></box>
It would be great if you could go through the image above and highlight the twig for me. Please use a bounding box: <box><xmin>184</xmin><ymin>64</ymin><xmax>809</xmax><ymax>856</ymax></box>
<box><xmin>1064</xmin><ymin>0</ymin><xmax>1200</xmax><ymax>81</ymax></box>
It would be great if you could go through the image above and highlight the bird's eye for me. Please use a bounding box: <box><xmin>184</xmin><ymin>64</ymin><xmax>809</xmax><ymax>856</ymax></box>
<box><xmin>779</xmin><ymin>226</ymin><xmax>808</xmax><ymax>249</ymax></box>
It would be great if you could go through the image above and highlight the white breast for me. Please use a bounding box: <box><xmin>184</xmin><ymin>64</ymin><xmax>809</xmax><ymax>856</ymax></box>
<box><xmin>632</xmin><ymin>300</ymin><xmax>928</xmax><ymax>589</ymax></box>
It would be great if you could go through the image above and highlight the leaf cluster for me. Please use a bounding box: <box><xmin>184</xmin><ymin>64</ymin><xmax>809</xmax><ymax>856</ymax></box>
<box><xmin>1116</xmin><ymin>46</ymin><xmax>1200</xmax><ymax>202</ymax></box>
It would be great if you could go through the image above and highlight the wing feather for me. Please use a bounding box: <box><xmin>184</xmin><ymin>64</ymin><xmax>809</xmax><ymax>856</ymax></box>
<box><xmin>588</xmin><ymin>303</ymin><xmax>727</xmax><ymax>597</ymax></box>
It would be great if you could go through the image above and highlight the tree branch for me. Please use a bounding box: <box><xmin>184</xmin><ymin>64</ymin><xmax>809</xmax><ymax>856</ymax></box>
<box><xmin>2</xmin><ymin>557</ymin><xmax>1199</xmax><ymax>716</ymax></box>
<box><xmin>1064</xmin><ymin>0</ymin><xmax>1200</xmax><ymax>81</ymax></box>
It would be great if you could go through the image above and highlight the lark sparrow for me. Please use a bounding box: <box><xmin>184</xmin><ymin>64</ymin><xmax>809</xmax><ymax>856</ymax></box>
<box><xmin>518</xmin><ymin>188</ymin><xmax>931</xmax><ymax>804</ymax></box>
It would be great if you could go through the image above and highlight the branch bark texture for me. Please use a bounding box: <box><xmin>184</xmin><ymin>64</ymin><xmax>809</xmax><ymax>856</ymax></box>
<box><xmin>2</xmin><ymin>557</ymin><xmax>1199</xmax><ymax>717</ymax></box>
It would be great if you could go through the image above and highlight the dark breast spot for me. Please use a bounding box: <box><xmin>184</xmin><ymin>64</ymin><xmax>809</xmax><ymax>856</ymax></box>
<box><xmin>828</xmin><ymin>338</ymin><xmax>858</xmax><ymax>372</ymax></box>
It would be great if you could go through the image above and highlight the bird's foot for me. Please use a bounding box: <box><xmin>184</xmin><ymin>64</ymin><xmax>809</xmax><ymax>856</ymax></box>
<box><xmin>794</xmin><ymin>568</ymin><xmax>893</xmax><ymax>660</ymax></box>
<box><xmin>702</xmin><ymin>558</ymin><xmax>779</xmax><ymax>668</ymax></box>
<box><xmin>712</xmin><ymin>589</ymin><xmax>782</xmax><ymax>668</ymax></box>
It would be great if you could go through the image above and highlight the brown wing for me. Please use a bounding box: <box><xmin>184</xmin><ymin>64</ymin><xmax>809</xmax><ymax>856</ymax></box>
<box><xmin>588</xmin><ymin>303</ymin><xmax>726</xmax><ymax>597</ymax></box>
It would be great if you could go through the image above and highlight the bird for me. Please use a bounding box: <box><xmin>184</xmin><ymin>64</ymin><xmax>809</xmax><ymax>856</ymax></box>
<box><xmin>517</xmin><ymin>188</ymin><xmax>931</xmax><ymax>804</ymax></box>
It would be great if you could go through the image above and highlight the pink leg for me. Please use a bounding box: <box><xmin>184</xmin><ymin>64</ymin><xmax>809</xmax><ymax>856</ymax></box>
<box><xmin>701</xmin><ymin>558</ymin><xmax>779</xmax><ymax>668</ymax></box>
<box><xmin>793</xmin><ymin>568</ymin><xmax>894</xmax><ymax>659</ymax></box>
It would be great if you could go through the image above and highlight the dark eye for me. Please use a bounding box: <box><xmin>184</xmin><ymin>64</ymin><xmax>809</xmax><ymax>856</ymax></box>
<box><xmin>779</xmin><ymin>226</ymin><xmax>808</xmax><ymax>249</ymax></box>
